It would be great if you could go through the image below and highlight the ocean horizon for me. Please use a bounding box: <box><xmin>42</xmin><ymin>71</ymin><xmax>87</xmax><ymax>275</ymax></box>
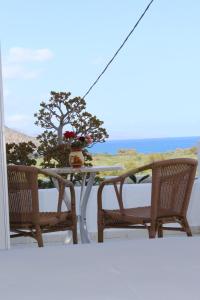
<box><xmin>90</xmin><ymin>136</ymin><xmax>200</xmax><ymax>155</ymax></box>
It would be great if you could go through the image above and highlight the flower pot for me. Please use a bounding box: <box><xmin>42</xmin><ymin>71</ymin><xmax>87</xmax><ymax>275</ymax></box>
<box><xmin>69</xmin><ymin>148</ymin><xmax>84</xmax><ymax>168</ymax></box>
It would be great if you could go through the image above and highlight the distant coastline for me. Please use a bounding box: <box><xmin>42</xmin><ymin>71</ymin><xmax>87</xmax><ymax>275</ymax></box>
<box><xmin>5</xmin><ymin>127</ymin><xmax>200</xmax><ymax>156</ymax></box>
<box><xmin>90</xmin><ymin>136</ymin><xmax>200</xmax><ymax>155</ymax></box>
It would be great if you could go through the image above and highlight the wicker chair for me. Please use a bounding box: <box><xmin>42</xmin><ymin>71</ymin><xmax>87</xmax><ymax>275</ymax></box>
<box><xmin>98</xmin><ymin>158</ymin><xmax>197</xmax><ymax>242</ymax></box>
<box><xmin>7</xmin><ymin>165</ymin><xmax>77</xmax><ymax>247</ymax></box>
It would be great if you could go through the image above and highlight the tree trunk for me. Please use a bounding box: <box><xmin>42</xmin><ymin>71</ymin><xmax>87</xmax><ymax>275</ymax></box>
<box><xmin>57</xmin><ymin>125</ymin><xmax>63</xmax><ymax>144</ymax></box>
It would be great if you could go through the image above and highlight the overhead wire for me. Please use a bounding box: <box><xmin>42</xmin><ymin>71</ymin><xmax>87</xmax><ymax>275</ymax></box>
<box><xmin>82</xmin><ymin>0</ymin><xmax>155</xmax><ymax>99</ymax></box>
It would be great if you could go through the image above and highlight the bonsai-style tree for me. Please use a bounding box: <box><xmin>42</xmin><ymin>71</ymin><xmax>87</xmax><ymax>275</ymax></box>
<box><xmin>6</xmin><ymin>141</ymin><xmax>37</xmax><ymax>166</ymax></box>
<box><xmin>35</xmin><ymin>91</ymin><xmax>109</xmax><ymax>167</ymax></box>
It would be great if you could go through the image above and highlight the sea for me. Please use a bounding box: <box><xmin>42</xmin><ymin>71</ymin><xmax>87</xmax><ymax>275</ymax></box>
<box><xmin>90</xmin><ymin>136</ymin><xmax>200</xmax><ymax>155</ymax></box>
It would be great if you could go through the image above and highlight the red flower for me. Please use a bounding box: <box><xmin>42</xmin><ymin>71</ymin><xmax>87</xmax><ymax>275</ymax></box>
<box><xmin>64</xmin><ymin>131</ymin><xmax>76</xmax><ymax>139</ymax></box>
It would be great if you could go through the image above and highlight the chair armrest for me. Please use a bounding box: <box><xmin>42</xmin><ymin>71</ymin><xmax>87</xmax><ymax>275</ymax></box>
<box><xmin>39</xmin><ymin>169</ymin><xmax>74</xmax><ymax>188</ymax></box>
<box><xmin>99</xmin><ymin>163</ymin><xmax>152</xmax><ymax>187</ymax></box>
<box><xmin>97</xmin><ymin>163</ymin><xmax>152</xmax><ymax>210</ymax></box>
<box><xmin>38</xmin><ymin>169</ymin><xmax>76</xmax><ymax>214</ymax></box>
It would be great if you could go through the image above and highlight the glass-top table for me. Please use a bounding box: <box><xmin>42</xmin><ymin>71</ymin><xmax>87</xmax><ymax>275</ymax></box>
<box><xmin>49</xmin><ymin>166</ymin><xmax>123</xmax><ymax>243</ymax></box>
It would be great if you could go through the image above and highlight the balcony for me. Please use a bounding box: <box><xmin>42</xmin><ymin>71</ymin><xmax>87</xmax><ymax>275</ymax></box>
<box><xmin>8</xmin><ymin>176</ymin><xmax>200</xmax><ymax>247</ymax></box>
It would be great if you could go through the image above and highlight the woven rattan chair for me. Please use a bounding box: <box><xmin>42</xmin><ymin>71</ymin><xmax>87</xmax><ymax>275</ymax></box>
<box><xmin>98</xmin><ymin>158</ymin><xmax>197</xmax><ymax>242</ymax></box>
<box><xmin>7</xmin><ymin>165</ymin><xmax>77</xmax><ymax>247</ymax></box>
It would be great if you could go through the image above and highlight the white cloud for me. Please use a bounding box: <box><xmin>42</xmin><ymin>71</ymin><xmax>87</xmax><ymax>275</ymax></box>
<box><xmin>2</xmin><ymin>47</ymin><xmax>53</xmax><ymax>80</ymax></box>
<box><xmin>8</xmin><ymin>47</ymin><xmax>54</xmax><ymax>62</ymax></box>
<box><xmin>6</xmin><ymin>114</ymin><xmax>33</xmax><ymax>129</ymax></box>
<box><xmin>2</xmin><ymin>64</ymin><xmax>41</xmax><ymax>79</ymax></box>
<box><xmin>5</xmin><ymin>113</ymin><xmax>42</xmax><ymax>136</ymax></box>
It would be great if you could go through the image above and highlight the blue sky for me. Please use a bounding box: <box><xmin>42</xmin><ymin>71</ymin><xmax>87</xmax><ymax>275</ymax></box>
<box><xmin>1</xmin><ymin>0</ymin><xmax>200</xmax><ymax>139</ymax></box>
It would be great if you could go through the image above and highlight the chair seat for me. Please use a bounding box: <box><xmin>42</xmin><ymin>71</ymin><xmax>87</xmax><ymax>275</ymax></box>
<box><xmin>103</xmin><ymin>206</ymin><xmax>151</xmax><ymax>225</ymax></box>
<box><xmin>39</xmin><ymin>211</ymin><xmax>73</xmax><ymax>226</ymax></box>
<box><xmin>10</xmin><ymin>211</ymin><xmax>73</xmax><ymax>228</ymax></box>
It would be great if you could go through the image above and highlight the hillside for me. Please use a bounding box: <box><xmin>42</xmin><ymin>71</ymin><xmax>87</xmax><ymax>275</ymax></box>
<box><xmin>4</xmin><ymin>127</ymin><xmax>38</xmax><ymax>145</ymax></box>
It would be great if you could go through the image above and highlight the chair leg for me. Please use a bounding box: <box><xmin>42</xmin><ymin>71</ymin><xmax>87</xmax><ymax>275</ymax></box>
<box><xmin>158</xmin><ymin>222</ymin><xmax>163</xmax><ymax>238</ymax></box>
<box><xmin>35</xmin><ymin>225</ymin><xmax>44</xmax><ymax>247</ymax></box>
<box><xmin>98</xmin><ymin>226</ymin><xmax>104</xmax><ymax>243</ymax></box>
<box><xmin>72</xmin><ymin>227</ymin><xmax>78</xmax><ymax>244</ymax></box>
<box><xmin>149</xmin><ymin>222</ymin><xmax>156</xmax><ymax>239</ymax></box>
<box><xmin>182</xmin><ymin>218</ymin><xmax>192</xmax><ymax>237</ymax></box>
<box><xmin>98</xmin><ymin>211</ymin><xmax>104</xmax><ymax>242</ymax></box>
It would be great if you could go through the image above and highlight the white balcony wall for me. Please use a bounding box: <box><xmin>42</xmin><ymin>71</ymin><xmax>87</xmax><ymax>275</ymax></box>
<box><xmin>39</xmin><ymin>179</ymin><xmax>200</xmax><ymax>234</ymax></box>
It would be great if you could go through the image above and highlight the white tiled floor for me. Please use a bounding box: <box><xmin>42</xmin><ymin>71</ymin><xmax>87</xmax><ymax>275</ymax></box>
<box><xmin>2</xmin><ymin>236</ymin><xmax>200</xmax><ymax>300</ymax></box>
<box><xmin>10</xmin><ymin>228</ymin><xmax>200</xmax><ymax>248</ymax></box>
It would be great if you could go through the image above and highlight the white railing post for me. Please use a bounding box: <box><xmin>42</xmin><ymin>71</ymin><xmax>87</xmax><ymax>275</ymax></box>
<box><xmin>197</xmin><ymin>141</ymin><xmax>200</xmax><ymax>177</ymax></box>
<box><xmin>0</xmin><ymin>47</ymin><xmax>10</xmax><ymax>249</ymax></box>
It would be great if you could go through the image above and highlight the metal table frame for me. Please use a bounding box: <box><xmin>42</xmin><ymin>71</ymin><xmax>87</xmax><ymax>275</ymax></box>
<box><xmin>50</xmin><ymin>166</ymin><xmax>122</xmax><ymax>243</ymax></box>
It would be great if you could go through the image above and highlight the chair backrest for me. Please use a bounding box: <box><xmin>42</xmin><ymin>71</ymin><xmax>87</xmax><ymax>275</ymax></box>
<box><xmin>150</xmin><ymin>158</ymin><xmax>197</xmax><ymax>220</ymax></box>
<box><xmin>7</xmin><ymin>165</ymin><xmax>39</xmax><ymax>224</ymax></box>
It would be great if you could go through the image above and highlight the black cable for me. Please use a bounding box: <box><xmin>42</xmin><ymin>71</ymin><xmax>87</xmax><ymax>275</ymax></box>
<box><xmin>82</xmin><ymin>0</ymin><xmax>155</xmax><ymax>99</ymax></box>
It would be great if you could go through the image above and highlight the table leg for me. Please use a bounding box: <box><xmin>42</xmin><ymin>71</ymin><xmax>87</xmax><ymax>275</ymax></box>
<box><xmin>51</xmin><ymin>178</ymin><xmax>71</xmax><ymax>210</ymax></box>
<box><xmin>52</xmin><ymin>172</ymin><xmax>96</xmax><ymax>244</ymax></box>
<box><xmin>52</xmin><ymin>177</ymin><xmax>72</xmax><ymax>244</ymax></box>
<box><xmin>79</xmin><ymin>172</ymin><xmax>96</xmax><ymax>243</ymax></box>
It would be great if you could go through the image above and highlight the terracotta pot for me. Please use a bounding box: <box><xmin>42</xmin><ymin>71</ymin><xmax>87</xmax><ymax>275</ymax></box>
<box><xmin>69</xmin><ymin>148</ymin><xmax>84</xmax><ymax>168</ymax></box>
